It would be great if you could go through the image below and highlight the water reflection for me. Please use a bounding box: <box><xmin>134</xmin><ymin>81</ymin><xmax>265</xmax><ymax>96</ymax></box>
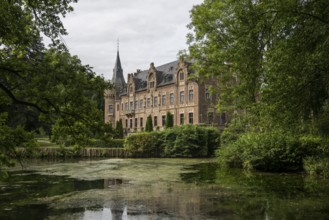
<box><xmin>1</xmin><ymin>159</ymin><xmax>329</xmax><ymax>219</ymax></box>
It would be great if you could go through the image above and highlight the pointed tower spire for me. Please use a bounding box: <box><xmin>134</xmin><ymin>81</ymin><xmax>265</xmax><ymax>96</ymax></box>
<box><xmin>112</xmin><ymin>40</ymin><xmax>126</xmax><ymax>93</ymax></box>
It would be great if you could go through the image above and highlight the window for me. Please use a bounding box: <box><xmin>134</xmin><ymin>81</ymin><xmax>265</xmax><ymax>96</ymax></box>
<box><xmin>130</xmin><ymin>101</ymin><xmax>133</xmax><ymax>110</ymax></box>
<box><xmin>108</xmin><ymin>105</ymin><xmax>113</xmax><ymax>114</ymax></box>
<box><xmin>162</xmin><ymin>115</ymin><xmax>166</xmax><ymax>127</ymax></box>
<box><xmin>117</xmin><ymin>104</ymin><xmax>119</xmax><ymax>111</ymax></box>
<box><xmin>125</xmin><ymin>102</ymin><xmax>128</xmax><ymax>110</ymax></box>
<box><xmin>206</xmin><ymin>88</ymin><xmax>210</xmax><ymax>100</ymax></box>
<box><xmin>154</xmin><ymin>97</ymin><xmax>158</xmax><ymax>107</ymax></box>
<box><xmin>170</xmin><ymin>93</ymin><xmax>174</xmax><ymax>105</ymax></box>
<box><xmin>179</xmin><ymin>72</ymin><xmax>184</xmax><ymax>81</ymax></box>
<box><xmin>180</xmin><ymin>113</ymin><xmax>184</xmax><ymax>125</ymax></box>
<box><xmin>180</xmin><ymin>91</ymin><xmax>184</xmax><ymax>104</ymax></box>
<box><xmin>147</xmin><ymin>98</ymin><xmax>151</xmax><ymax>108</ymax></box>
<box><xmin>162</xmin><ymin>95</ymin><xmax>166</xmax><ymax>106</ymax></box>
<box><xmin>189</xmin><ymin>90</ymin><xmax>194</xmax><ymax>103</ymax></box>
<box><xmin>135</xmin><ymin>118</ymin><xmax>138</xmax><ymax>127</ymax></box>
<box><xmin>150</xmin><ymin>81</ymin><xmax>155</xmax><ymax>88</ymax></box>
<box><xmin>125</xmin><ymin>119</ymin><xmax>128</xmax><ymax>128</ymax></box>
<box><xmin>130</xmin><ymin>119</ymin><xmax>133</xmax><ymax>128</ymax></box>
<box><xmin>134</xmin><ymin>101</ymin><xmax>138</xmax><ymax>109</ymax></box>
<box><xmin>140</xmin><ymin>118</ymin><xmax>143</xmax><ymax>127</ymax></box>
<box><xmin>154</xmin><ymin>116</ymin><xmax>158</xmax><ymax>127</ymax></box>
<box><xmin>140</xmin><ymin>100</ymin><xmax>143</xmax><ymax>109</ymax></box>
<box><xmin>189</xmin><ymin>113</ymin><xmax>193</xmax><ymax>124</ymax></box>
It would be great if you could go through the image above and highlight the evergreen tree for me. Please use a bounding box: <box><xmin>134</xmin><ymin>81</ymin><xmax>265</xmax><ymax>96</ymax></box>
<box><xmin>115</xmin><ymin>119</ymin><xmax>124</xmax><ymax>138</ymax></box>
<box><xmin>145</xmin><ymin>115</ymin><xmax>153</xmax><ymax>132</ymax></box>
<box><xmin>165</xmin><ymin>112</ymin><xmax>174</xmax><ymax>128</ymax></box>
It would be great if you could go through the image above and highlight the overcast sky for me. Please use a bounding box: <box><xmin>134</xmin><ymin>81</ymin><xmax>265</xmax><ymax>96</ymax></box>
<box><xmin>61</xmin><ymin>0</ymin><xmax>203</xmax><ymax>80</ymax></box>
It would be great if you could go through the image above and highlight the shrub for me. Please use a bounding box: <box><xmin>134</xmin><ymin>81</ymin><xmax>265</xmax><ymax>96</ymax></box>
<box><xmin>217</xmin><ymin>131</ymin><xmax>307</xmax><ymax>172</ymax></box>
<box><xmin>124</xmin><ymin>132</ymin><xmax>163</xmax><ymax>157</ymax></box>
<box><xmin>304</xmin><ymin>156</ymin><xmax>329</xmax><ymax>178</ymax></box>
<box><xmin>162</xmin><ymin>125</ymin><xmax>220</xmax><ymax>157</ymax></box>
<box><xmin>165</xmin><ymin>112</ymin><xmax>174</xmax><ymax>128</ymax></box>
<box><xmin>145</xmin><ymin>115</ymin><xmax>153</xmax><ymax>132</ymax></box>
<box><xmin>124</xmin><ymin>125</ymin><xmax>220</xmax><ymax>158</ymax></box>
<box><xmin>89</xmin><ymin>139</ymin><xmax>125</xmax><ymax>148</ymax></box>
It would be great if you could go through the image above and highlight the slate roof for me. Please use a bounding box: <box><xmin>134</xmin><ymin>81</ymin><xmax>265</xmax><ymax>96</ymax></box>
<box><xmin>132</xmin><ymin>60</ymin><xmax>179</xmax><ymax>93</ymax></box>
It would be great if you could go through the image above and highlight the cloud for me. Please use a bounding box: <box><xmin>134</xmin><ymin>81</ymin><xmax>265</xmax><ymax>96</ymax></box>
<box><xmin>62</xmin><ymin>0</ymin><xmax>203</xmax><ymax>80</ymax></box>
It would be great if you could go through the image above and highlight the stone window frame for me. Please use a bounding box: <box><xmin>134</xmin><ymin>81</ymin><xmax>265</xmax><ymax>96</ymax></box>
<box><xmin>188</xmin><ymin>90</ymin><xmax>194</xmax><ymax>103</ymax></box>
<box><xmin>180</xmin><ymin>113</ymin><xmax>184</xmax><ymax>125</ymax></box>
<box><xmin>154</xmin><ymin>96</ymin><xmax>158</xmax><ymax>107</ymax></box>
<box><xmin>140</xmin><ymin>99</ymin><xmax>143</xmax><ymax>109</ymax></box>
<box><xmin>189</xmin><ymin>112</ymin><xmax>193</xmax><ymax>124</ymax></box>
<box><xmin>154</xmin><ymin>116</ymin><xmax>158</xmax><ymax>127</ymax></box>
<box><xmin>108</xmin><ymin>105</ymin><xmax>113</xmax><ymax>114</ymax></box>
<box><xmin>162</xmin><ymin>115</ymin><xmax>166</xmax><ymax>127</ymax></box>
<box><xmin>179</xmin><ymin>71</ymin><xmax>184</xmax><ymax>81</ymax></box>
<box><xmin>180</xmin><ymin>91</ymin><xmax>184</xmax><ymax>104</ymax></box>
<box><xmin>162</xmin><ymin>95</ymin><xmax>166</xmax><ymax>106</ymax></box>
<box><xmin>170</xmin><ymin>93</ymin><xmax>174</xmax><ymax>105</ymax></box>
<box><xmin>147</xmin><ymin>98</ymin><xmax>151</xmax><ymax>108</ymax></box>
<box><xmin>140</xmin><ymin>117</ymin><xmax>143</xmax><ymax>127</ymax></box>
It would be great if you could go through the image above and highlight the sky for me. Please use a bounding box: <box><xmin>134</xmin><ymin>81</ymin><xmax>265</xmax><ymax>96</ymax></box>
<box><xmin>61</xmin><ymin>0</ymin><xmax>204</xmax><ymax>80</ymax></box>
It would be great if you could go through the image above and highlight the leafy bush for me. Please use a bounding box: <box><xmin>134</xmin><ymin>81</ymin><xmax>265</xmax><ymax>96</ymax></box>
<box><xmin>218</xmin><ymin>131</ymin><xmax>308</xmax><ymax>172</ymax></box>
<box><xmin>124</xmin><ymin>125</ymin><xmax>220</xmax><ymax>158</ymax></box>
<box><xmin>161</xmin><ymin>125</ymin><xmax>220</xmax><ymax>157</ymax></box>
<box><xmin>304</xmin><ymin>156</ymin><xmax>329</xmax><ymax>178</ymax></box>
<box><xmin>124</xmin><ymin>132</ymin><xmax>163</xmax><ymax>157</ymax></box>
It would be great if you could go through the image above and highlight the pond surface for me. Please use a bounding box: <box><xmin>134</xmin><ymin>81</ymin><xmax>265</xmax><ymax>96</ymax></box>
<box><xmin>1</xmin><ymin>158</ymin><xmax>329</xmax><ymax>220</ymax></box>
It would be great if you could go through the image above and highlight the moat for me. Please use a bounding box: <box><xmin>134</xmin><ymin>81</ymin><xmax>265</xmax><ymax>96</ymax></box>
<box><xmin>1</xmin><ymin>159</ymin><xmax>329</xmax><ymax>219</ymax></box>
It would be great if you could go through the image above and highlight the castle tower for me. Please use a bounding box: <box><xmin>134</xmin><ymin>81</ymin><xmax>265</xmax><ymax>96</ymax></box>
<box><xmin>104</xmin><ymin>45</ymin><xmax>126</xmax><ymax>125</ymax></box>
<box><xmin>112</xmin><ymin>43</ymin><xmax>126</xmax><ymax>97</ymax></box>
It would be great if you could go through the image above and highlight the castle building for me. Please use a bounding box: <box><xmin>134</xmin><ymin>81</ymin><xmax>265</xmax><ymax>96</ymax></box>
<box><xmin>104</xmin><ymin>49</ymin><xmax>225</xmax><ymax>133</ymax></box>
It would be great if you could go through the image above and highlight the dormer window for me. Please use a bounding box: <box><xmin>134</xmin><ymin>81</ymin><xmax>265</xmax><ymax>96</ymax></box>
<box><xmin>179</xmin><ymin>71</ymin><xmax>184</xmax><ymax>81</ymax></box>
<box><xmin>148</xmin><ymin>73</ymin><xmax>155</xmax><ymax>89</ymax></box>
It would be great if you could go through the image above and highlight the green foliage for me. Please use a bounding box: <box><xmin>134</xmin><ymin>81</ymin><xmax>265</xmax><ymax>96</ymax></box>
<box><xmin>0</xmin><ymin>113</ymin><xmax>37</xmax><ymax>174</ymax></box>
<box><xmin>188</xmin><ymin>0</ymin><xmax>329</xmax><ymax>130</ymax></box>
<box><xmin>304</xmin><ymin>157</ymin><xmax>329</xmax><ymax>178</ymax></box>
<box><xmin>165</xmin><ymin>112</ymin><xmax>174</xmax><ymax>128</ymax></box>
<box><xmin>217</xmin><ymin>131</ymin><xmax>317</xmax><ymax>172</ymax></box>
<box><xmin>163</xmin><ymin>125</ymin><xmax>212</xmax><ymax>157</ymax></box>
<box><xmin>124</xmin><ymin>132</ymin><xmax>163</xmax><ymax>157</ymax></box>
<box><xmin>89</xmin><ymin>139</ymin><xmax>125</xmax><ymax>148</ymax></box>
<box><xmin>114</xmin><ymin>119</ymin><xmax>124</xmax><ymax>138</ymax></box>
<box><xmin>188</xmin><ymin>0</ymin><xmax>329</xmax><ymax>174</ymax></box>
<box><xmin>0</xmin><ymin>0</ymin><xmax>113</xmax><ymax>170</ymax></box>
<box><xmin>145</xmin><ymin>115</ymin><xmax>153</xmax><ymax>132</ymax></box>
<box><xmin>124</xmin><ymin>125</ymin><xmax>220</xmax><ymax>158</ymax></box>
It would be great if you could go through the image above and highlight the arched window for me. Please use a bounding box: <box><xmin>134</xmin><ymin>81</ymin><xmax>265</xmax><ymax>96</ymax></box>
<box><xmin>179</xmin><ymin>71</ymin><xmax>184</xmax><ymax>81</ymax></box>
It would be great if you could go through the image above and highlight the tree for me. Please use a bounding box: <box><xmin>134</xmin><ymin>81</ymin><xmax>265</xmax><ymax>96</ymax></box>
<box><xmin>165</xmin><ymin>112</ymin><xmax>174</xmax><ymax>128</ymax></box>
<box><xmin>188</xmin><ymin>0</ymin><xmax>329</xmax><ymax>134</ymax></box>
<box><xmin>0</xmin><ymin>0</ymin><xmax>112</xmax><ymax>169</ymax></box>
<box><xmin>145</xmin><ymin>115</ymin><xmax>153</xmax><ymax>132</ymax></box>
<box><xmin>115</xmin><ymin>119</ymin><xmax>124</xmax><ymax>138</ymax></box>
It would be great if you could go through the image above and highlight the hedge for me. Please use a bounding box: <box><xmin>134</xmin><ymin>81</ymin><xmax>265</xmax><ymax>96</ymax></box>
<box><xmin>124</xmin><ymin>125</ymin><xmax>220</xmax><ymax>158</ymax></box>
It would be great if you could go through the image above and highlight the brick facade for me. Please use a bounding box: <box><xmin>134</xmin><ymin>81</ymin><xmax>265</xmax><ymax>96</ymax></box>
<box><xmin>104</xmin><ymin>51</ymin><xmax>225</xmax><ymax>133</ymax></box>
